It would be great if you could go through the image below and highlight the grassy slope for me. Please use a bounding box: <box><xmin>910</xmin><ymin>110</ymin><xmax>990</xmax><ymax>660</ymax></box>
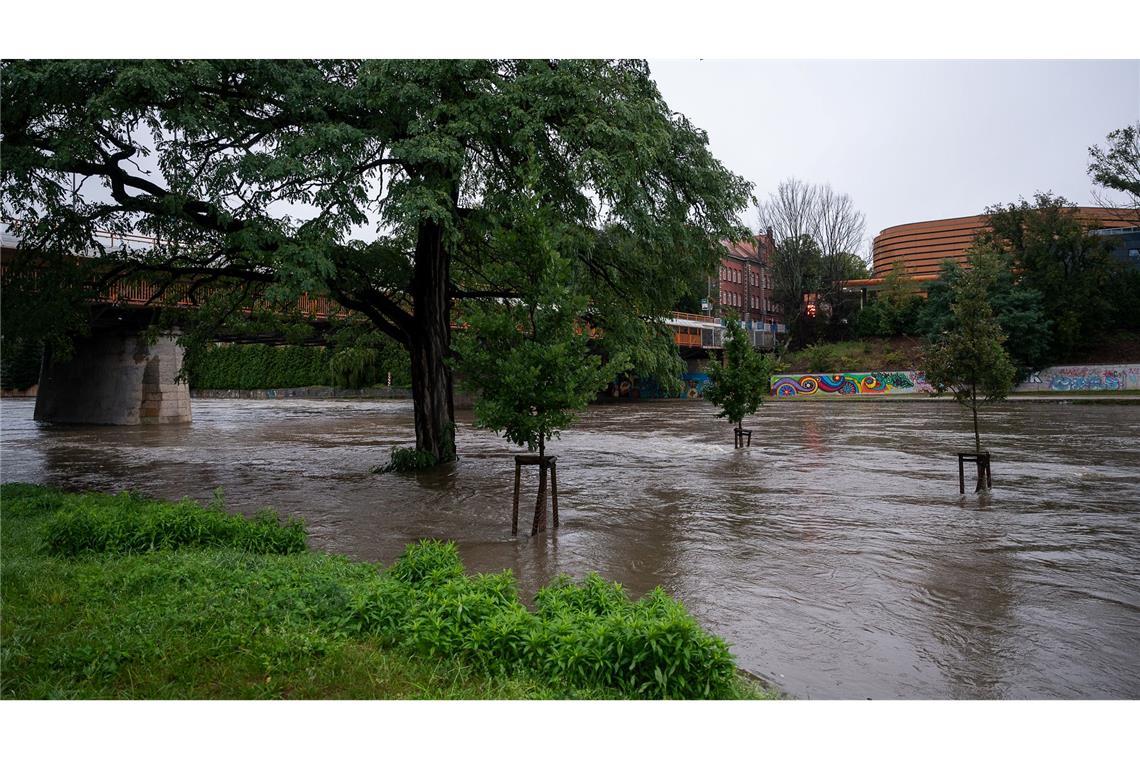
<box><xmin>0</xmin><ymin>486</ymin><xmax>771</xmax><ymax>700</ymax></box>
<box><xmin>779</xmin><ymin>330</ymin><xmax>1140</xmax><ymax>374</ymax></box>
<box><xmin>778</xmin><ymin>337</ymin><xmax>926</xmax><ymax>374</ymax></box>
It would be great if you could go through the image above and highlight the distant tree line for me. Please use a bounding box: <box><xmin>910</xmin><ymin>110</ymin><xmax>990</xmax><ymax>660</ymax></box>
<box><xmin>185</xmin><ymin>337</ymin><xmax>411</xmax><ymax>391</ymax></box>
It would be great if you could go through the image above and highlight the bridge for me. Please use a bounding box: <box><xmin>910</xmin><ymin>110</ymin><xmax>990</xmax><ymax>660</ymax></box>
<box><xmin>2</xmin><ymin>226</ymin><xmax>781</xmax><ymax>425</ymax></box>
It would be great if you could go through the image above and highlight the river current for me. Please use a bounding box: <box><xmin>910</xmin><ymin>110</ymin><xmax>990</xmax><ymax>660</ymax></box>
<box><xmin>2</xmin><ymin>396</ymin><xmax>1138</xmax><ymax>698</ymax></box>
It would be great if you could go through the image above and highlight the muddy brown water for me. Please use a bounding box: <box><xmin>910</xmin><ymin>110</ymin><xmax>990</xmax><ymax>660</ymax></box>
<box><xmin>2</xmin><ymin>396</ymin><xmax>1138</xmax><ymax>699</ymax></box>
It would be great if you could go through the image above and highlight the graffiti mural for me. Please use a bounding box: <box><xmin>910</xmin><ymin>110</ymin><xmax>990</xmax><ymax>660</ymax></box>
<box><xmin>770</xmin><ymin>364</ymin><xmax>1140</xmax><ymax>398</ymax></box>
<box><xmin>770</xmin><ymin>371</ymin><xmax>933</xmax><ymax>397</ymax></box>
<box><xmin>680</xmin><ymin>372</ymin><xmax>711</xmax><ymax>399</ymax></box>
<box><xmin>1014</xmin><ymin>364</ymin><xmax>1140</xmax><ymax>392</ymax></box>
<box><xmin>612</xmin><ymin>372</ymin><xmax>713</xmax><ymax>400</ymax></box>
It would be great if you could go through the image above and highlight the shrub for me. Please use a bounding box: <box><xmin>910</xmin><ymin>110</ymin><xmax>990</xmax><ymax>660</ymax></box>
<box><xmin>373</xmin><ymin>446</ymin><xmax>438</xmax><ymax>474</ymax></box>
<box><xmin>41</xmin><ymin>492</ymin><xmax>306</xmax><ymax>556</ymax></box>
<box><xmin>387</xmin><ymin>539</ymin><xmax>464</xmax><ymax>586</ymax></box>
<box><xmin>348</xmin><ymin>548</ymin><xmax>742</xmax><ymax>699</ymax></box>
<box><xmin>804</xmin><ymin>342</ymin><xmax>838</xmax><ymax>373</ymax></box>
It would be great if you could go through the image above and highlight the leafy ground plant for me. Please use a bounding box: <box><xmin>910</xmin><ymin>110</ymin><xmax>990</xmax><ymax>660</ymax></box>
<box><xmin>373</xmin><ymin>446</ymin><xmax>439</xmax><ymax>474</ymax></box>
<box><xmin>1</xmin><ymin>485</ymin><xmax>775</xmax><ymax>700</ymax></box>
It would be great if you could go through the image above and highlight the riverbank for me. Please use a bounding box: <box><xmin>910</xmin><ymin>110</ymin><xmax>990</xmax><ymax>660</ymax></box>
<box><xmin>0</xmin><ymin>484</ymin><xmax>773</xmax><ymax>700</ymax></box>
<box><xmin>192</xmin><ymin>385</ymin><xmax>414</xmax><ymax>400</ymax></box>
<box><xmin>769</xmin><ymin>391</ymin><xmax>1140</xmax><ymax>403</ymax></box>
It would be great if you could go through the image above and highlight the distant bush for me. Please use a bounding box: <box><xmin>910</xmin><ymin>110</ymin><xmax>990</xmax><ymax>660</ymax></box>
<box><xmin>41</xmin><ymin>491</ymin><xmax>306</xmax><ymax>556</ymax></box>
<box><xmin>804</xmin><ymin>342</ymin><xmax>839</xmax><ymax>373</ymax></box>
<box><xmin>0</xmin><ymin>338</ymin><xmax>43</xmax><ymax>390</ymax></box>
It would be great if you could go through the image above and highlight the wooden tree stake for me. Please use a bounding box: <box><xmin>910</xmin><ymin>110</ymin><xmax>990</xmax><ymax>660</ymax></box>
<box><xmin>511</xmin><ymin>454</ymin><xmax>559</xmax><ymax>536</ymax></box>
<box><xmin>957</xmin><ymin>451</ymin><xmax>993</xmax><ymax>494</ymax></box>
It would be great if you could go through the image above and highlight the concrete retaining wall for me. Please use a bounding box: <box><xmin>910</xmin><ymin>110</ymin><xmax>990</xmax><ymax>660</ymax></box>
<box><xmin>771</xmin><ymin>364</ymin><xmax>1140</xmax><ymax>398</ymax></box>
<box><xmin>1013</xmin><ymin>364</ymin><xmax>1140</xmax><ymax>392</ymax></box>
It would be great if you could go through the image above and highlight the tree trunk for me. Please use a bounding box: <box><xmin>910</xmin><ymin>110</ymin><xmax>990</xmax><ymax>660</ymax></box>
<box><xmin>971</xmin><ymin>382</ymin><xmax>981</xmax><ymax>454</ymax></box>
<box><xmin>409</xmin><ymin>218</ymin><xmax>457</xmax><ymax>463</ymax></box>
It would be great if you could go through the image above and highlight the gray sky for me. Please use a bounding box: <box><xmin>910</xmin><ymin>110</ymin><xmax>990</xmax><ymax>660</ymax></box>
<box><xmin>648</xmin><ymin>60</ymin><xmax>1140</xmax><ymax>254</ymax></box>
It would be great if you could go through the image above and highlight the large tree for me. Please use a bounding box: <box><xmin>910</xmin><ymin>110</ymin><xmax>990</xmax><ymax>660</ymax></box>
<box><xmin>757</xmin><ymin>177</ymin><xmax>867</xmax><ymax>342</ymax></box>
<box><xmin>1</xmin><ymin>60</ymin><xmax>752</xmax><ymax>462</ymax></box>
<box><xmin>768</xmin><ymin>234</ymin><xmax>822</xmax><ymax>346</ymax></box>
<box><xmin>1088</xmin><ymin>121</ymin><xmax>1140</xmax><ymax>212</ymax></box>
<box><xmin>919</xmin><ymin>248</ymin><xmax>1052</xmax><ymax>377</ymax></box>
<box><xmin>978</xmin><ymin>193</ymin><xmax>1116</xmax><ymax>358</ymax></box>
<box><xmin>814</xmin><ymin>183</ymin><xmax>867</xmax><ymax>327</ymax></box>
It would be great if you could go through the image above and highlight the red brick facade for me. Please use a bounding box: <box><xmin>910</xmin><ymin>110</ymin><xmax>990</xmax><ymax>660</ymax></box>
<box><xmin>715</xmin><ymin>230</ymin><xmax>781</xmax><ymax>326</ymax></box>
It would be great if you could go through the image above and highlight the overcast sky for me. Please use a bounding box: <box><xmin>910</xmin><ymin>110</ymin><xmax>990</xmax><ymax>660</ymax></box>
<box><xmin>648</xmin><ymin>60</ymin><xmax>1140</xmax><ymax>254</ymax></box>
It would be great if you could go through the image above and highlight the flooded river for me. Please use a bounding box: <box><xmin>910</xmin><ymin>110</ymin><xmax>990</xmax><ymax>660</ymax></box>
<box><xmin>2</xmin><ymin>396</ymin><xmax>1139</xmax><ymax>699</ymax></box>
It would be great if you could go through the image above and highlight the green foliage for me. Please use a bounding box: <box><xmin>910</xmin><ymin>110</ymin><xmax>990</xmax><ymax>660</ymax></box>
<box><xmin>454</xmin><ymin>252</ymin><xmax>617</xmax><ymax>455</ymax></box>
<box><xmin>185</xmin><ymin>343</ymin><xmax>328</xmax><ymax>389</ymax></box>
<box><xmin>1088</xmin><ymin>121</ymin><xmax>1140</xmax><ymax>206</ymax></box>
<box><xmin>770</xmin><ymin>234</ymin><xmax>823</xmax><ymax>345</ymax></box>
<box><xmin>1</xmin><ymin>486</ymin><xmax>765</xmax><ymax>699</ymax></box>
<box><xmin>980</xmin><ymin>193</ymin><xmax>1118</xmax><ymax>358</ymax></box>
<box><xmin>0</xmin><ymin>337</ymin><xmax>43</xmax><ymax>390</ymax></box>
<box><xmin>1</xmin><ymin>60</ymin><xmax>753</xmax><ymax>463</ymax></box>
<box><xmin>184</xmin><ymin>341</ymin><xmax>410</xmax><ymax>390</ymax></box>
<box><xmin>374</xmin><ymin>446</ymin><xmax>439</xmax><ymax>474</ymax></box>
<box><xmin>919</xmin><ymin>251</ymin><xmax>1052</xmax><ymax>378</ymax></box>
<box><xmin>40</xmin><ymin>490</ymin><xmax>306</xmax><ymax>556</ymax></box>
<box><xmin>803</xmin><ymin>342</ymin><xmax>839</xmax><ymax>373</ymax></box>
<box><xmin>855</xmin><ymin>263</ymin><xmax>925</xmax><ymax>339</ymax></box>
<box><xmin>704</xmin><ymin>319</ymin><xmax>773</xmax><ymax>428</ymax></box>
<box><xmin>327</xmin><ymin>347</ymin><xmax>380</xmax><ymax>388</ymax></box>
<box><xmin>327</xmin><ymin>326</ymin><xmax>412</xmax><ymax>388</ymax></box>
<box><xmin>923</xmin><ymin>264</ymin><xmax>1016</xmax><ymax>453</ymax></box>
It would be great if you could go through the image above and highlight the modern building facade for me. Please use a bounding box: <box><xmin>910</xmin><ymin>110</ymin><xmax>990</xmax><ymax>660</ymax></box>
<box><xmin>869</xmin><ymin>206</ymin><xmax>1140</xmax><ymax>279</ymax></box>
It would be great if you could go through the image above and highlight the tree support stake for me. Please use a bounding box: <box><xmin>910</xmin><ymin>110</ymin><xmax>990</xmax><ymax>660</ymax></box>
<box><xmin>512</xmin><ymin>454</ymin><xmax>559</xmax><ymax>536</ymax></box>
<box><xmin>957</xmin><ymin>451</ymin><xmax>992</xmax><ymax>494</ymax></box>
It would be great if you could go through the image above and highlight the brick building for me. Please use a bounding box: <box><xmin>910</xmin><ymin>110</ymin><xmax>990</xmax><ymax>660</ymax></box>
<box><xmin>714</xmin><ymin>229</ymin><xmax>782</xmax><ymax>328</ymax></box>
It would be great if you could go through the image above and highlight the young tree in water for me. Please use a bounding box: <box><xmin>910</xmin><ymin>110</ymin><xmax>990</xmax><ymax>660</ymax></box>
<box><xmin>452</xmin><ymin>248</ymin><xmax>616</xmax><ymax>460</ymax></box>
<box><xmin>704</xmin><ymin>319</ymin><xmax>773</xmax><ymax>441</ymax></box>
<box><xmin>0</xmin><ymin>60</ymin><xmax>751</xmax><ymax>464</ymax></box>
<box><xmin>923</xmin><ymin>266</ymin><xmax>1015</xmax><ymax>455</ymax></box>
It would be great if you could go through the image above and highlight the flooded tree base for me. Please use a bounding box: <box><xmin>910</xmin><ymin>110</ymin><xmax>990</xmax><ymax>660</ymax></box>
<box><xmin>957</xmin><ymin>451</ymin><xmax>993</xmax><ymax>493</ymax></box>
<box><xmin>734</xmin><ymin>427</ymin><xmax>753</xmax><ymax>448</ymax></box>
<box><xmin>512</xmin><ymin>454</ymin><xmax>559</xmax><ymax>536</ymax></box>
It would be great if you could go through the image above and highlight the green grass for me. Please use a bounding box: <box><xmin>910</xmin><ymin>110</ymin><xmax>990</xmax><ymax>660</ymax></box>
<box><xmin>0</xmin><ymin>484</ymin><xmax>773</xmax><ymax>700</ymax></box>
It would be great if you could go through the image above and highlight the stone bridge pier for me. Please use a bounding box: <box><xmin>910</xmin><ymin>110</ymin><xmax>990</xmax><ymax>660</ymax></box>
<box><xmin>34</xmin><ymin>325</ymin><xmax>191</xmax><ymax>425</ymax></box>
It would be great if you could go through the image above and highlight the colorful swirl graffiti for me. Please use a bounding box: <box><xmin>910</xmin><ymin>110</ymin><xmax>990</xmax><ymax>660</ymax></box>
<box><xmin>771</xmin><ymin>371</ymin><xmax>928</xmax><ymax>397</ymax></box>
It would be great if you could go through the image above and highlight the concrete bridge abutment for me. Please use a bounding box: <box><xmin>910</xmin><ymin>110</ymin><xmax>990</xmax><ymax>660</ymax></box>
<box><xmin>34</xmin><ymin>327</ymin><xmax>191</xmax><ymax>425</ymax></box>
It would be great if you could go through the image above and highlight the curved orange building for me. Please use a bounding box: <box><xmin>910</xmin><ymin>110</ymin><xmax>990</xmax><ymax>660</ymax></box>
<box><xmin>870</xmin><ymin>207</ymin><xmax>1139</xmax><ymax>278</ymax></box>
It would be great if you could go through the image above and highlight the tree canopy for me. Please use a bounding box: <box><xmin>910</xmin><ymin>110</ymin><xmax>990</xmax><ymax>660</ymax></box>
<box><xmin>923</xmin><ymin>265</ymin><xmax>1015</xmax><ymax>455</ymax></box>
<box><xmin>452</xmin><ymin>248</ymin><xmax>614</xmax><ymax>457</ymax></box>
<box><xmin>1</xmin><ymin>60</ymin><xmax>753</xmax><ymax>462</ymax></box>
<box><xmin>918</xmin><ymin>248</ymin><xmax>1052</xmax><ymax>378</ymax></box>
<box><xmin>1088</xmin><ymin>122</ymin><xmax>1140</xmax><ymax>210</ymax></box>
<box><xmin>976</xmin><ymin>193</ymin><xmax>1118</xmax><ymax>358</ymax></box>
<box><xmin>704</xmin><ymin>319</ymin><xmax>773</xmax><ymax>430</ymax></box>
